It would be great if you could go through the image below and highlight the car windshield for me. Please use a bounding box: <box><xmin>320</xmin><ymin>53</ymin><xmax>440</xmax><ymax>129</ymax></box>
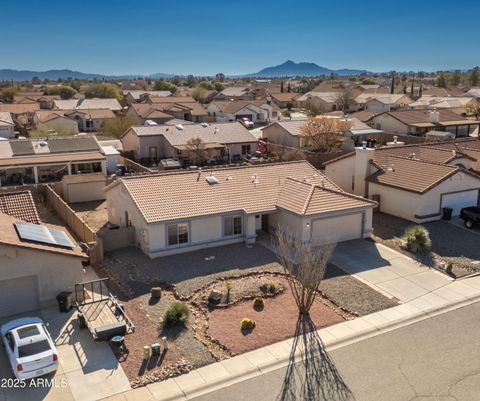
<box><xmin>17</xmin><ymin>325</ymin><xmax>40</xmax><ymax>339</ymax></box>
<box><xmin>18</xmin><ymin>340</ymin><xmax>50</xmax><ymax>357</ymax></box>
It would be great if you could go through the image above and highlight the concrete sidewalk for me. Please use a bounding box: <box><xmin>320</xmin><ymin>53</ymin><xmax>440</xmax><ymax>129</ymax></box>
<box><xmin>100</xmin><ymin>241</ymin><xmax>480</xmax><ymax>401</ymax></box>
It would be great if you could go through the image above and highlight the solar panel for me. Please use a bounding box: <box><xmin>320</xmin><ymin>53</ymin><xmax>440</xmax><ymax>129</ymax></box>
<box><xmin>14</xmin><ymin>222</ymin><xmax>75</xmax><ymax>249</ymax></box>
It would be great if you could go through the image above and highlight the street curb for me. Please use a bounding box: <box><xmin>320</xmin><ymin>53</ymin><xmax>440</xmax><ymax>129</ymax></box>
<box><xmin>153</xmin><ymin>294</ymin><xmax>480</xmax><ymax>401</ymax></box>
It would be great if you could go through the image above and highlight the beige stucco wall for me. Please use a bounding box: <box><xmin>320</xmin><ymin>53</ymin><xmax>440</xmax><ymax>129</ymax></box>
<box><xmin>262</xmin><ymin>124</ymin><xmax>300</xmax><ymax>148</ymax></box>
<box><xmin>370</xmin><ymin>114</ymin><xmax>409</xmax><ymax>134</ymax></box>
<box><xmin>0</xmin><ymin>244</ymin><xmax>84</xmax><ymax>305</ymax></box>
<box><xmin>369</xmin><ymin>171</ymin><xmax>480</xmax><ymax>222</ymax></box>
<box><xmin>121</xmin><ymin>129</ymin><xmax>142</xmax><ymax>159</ymax></box>
<box><xmin>63</xmin><ymin>180</ymin><xmax>107</xmax><ymax>203</ymax></box>
<box><xmin>324</xmin><ymin>156</ymin><xmax>356</xmax><ymax>193</ymax></box>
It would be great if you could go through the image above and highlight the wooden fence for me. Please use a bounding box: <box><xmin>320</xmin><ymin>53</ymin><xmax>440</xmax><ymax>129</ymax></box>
<box><xmin>44</xmin><ymin>185</ymin><xmax>103</xmax><ymax>264</ymax></box>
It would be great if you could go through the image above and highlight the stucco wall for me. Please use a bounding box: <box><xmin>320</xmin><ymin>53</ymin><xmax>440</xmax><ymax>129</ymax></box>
<box><xmin>0</xmin><ymin>244</ymin><xmax>84</xmax><ymax>305</ymax></box>
<box><xmin>262</xmin><ymin>124</ymin><xmax>300</xmax><ymax>148</ymax></box>
<box><xmin>370</xmin><ymin>114</ymin><xmax>409</xmax><ymax>134</ymax></box>
<box><xmin>324</xmin><ymin>155</ymin><xmax>356</xmax><ymax>193</ymax></box>
<box><xmin>63</xmin><ymin>180</ymin><xmax>106</xmax><ymax>203</ymax></box>
<box><xmin>369</xmin><ymin>171</ymin><xmax>480</xmax><ymax>222</ymax></box>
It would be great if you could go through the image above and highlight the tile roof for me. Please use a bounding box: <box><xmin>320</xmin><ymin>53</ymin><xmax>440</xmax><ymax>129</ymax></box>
<box><xmin>409</xmin><ymin>96</ymin><xmax>475</xmax><ymax>109</ymax></box>
<box><xmin>366</xmin><ymin>156</ymin><xmax>473</xmax><ymax>193</ymax></box>
<box><xmin>268</xmin><ymin>93</ymin><xmax>299</xmax><ymax>103</ymax></box>
<box><xmin>129</xmin><ymin>103</ymin><xmax>174</xmax><ymax>119</ymax></box>
<box><xmin>218</xmin><ymin>87</ymin><xmax>249</xmax><ymax>97</ymax></box>
<box><xmin>0</xmin><ymin>191</ymin><xmax>41</xmax><ymax>224</ymax></box>
<box><xmin>354</xmin><ymin>93</ymin><xmax>411</xmax><ymax>105</ymax></box>
<box><xmin>124</xmin><ymin>90</ymin><xmax>171</xmax><ymax>99</ymax></box>
<box><xmin>211</xmin><ymin>100</ymin><xmax>278</xmax><ymax>114</ymax></box>
<box><xmin>349</xmin><ymin>111</ymin><xmax>377</xmax><ymax>122</ymax></box>
<box><xmin>0</xmin><ymin>212</ymin><xmax>86</xmax><ymax>258</ymax></box>
<box><xmin>0</xmin><ymin>103</ymin><xmax>40</xmax><ymax>114</ymax></box>
<box><xmin>65</xmin><ymin>109</ymin><xmax>116</xmax><ymax>119</ymax></box>
<box><xmin>54</xmin><ymin>98</ymin><xmax>122</xmax><ymax>111</ymax></box>
<box><xmin>296</xmin><ymin>92</ymin><xmax>339</xmax><ymax>103</ymax></box>
<box><xmin>109</xmin><ymin>161</ymin><xmax>368</xmax><ymax>223</ymax></box>
<box><xmin>0</xmin><ymin>112</ymin><xmax>14</xmax><ymax>126</ymax></box>
<box><xmin>146</xmin><ymin>96</ymin><xmax>196</xmax><ymax>104</ymax></box>
<box><xmin>381</xmin><ymin>109</ymin><xmax>477</xmax><ymax>126</ymax></box>
<box><xmin>126</xmin><ymin>122</ymin><xmax>257</xmax><ymax>145</ymax></box>
<box><xmin>276</xmin><ymin>178</ymin><xmax>375</xmax><ymax>215</ymax></box>
<box><xmin>0</xmin><ymin>151</ymin><xmax>105</xmax><ymax>167</ymax></box>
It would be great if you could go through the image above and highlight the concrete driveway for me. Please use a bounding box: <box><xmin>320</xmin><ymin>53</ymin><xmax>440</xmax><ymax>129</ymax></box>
<box><xmin>0</xmin><ymin>306</ymin><xmax>130</xmax><ymax>401</ymax></box>
<box><xmin>331</xmin><ymin>240</ymin><xmax>452</xmax><ymax>302</ymax></box>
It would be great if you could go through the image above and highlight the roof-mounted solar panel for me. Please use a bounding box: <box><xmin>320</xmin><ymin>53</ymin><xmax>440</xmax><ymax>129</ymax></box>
<box><xmin>14</xmin><ymin>222</ymin><xmax>75</xmax><ymax>249</ymax></box>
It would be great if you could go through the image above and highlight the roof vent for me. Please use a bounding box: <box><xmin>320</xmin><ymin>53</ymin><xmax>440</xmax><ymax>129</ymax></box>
<box><xmin>206</xmin><ymin>176</ymin><xmax>219</xmax><ymax>185</ymax></box>
<box><xmin>303</xmin><ymin>176</ymin><xmax>310</xmax><ymax>183</ymax></box>
<box><xmin>214</xmin><ymin>127</ymin><xmax>219</xmax><ymax>135</ymax></box>
<box><xmin>201</xmin><ymin>122</ymin><xmax>209</xmax><ymax>127</ymax></box>
<box><xmin>39</xmin><ymin>141</ymin><xmax>48</xmax><ymax>147</ymax></box>
<box><xmin>251</xmin><ymin>175</ymin><xmax>260</xmax><ymax>185</ymax></box>
<box><xmin>176</xmin><ymin>124</ymin><xmax>184</xmax><ymax>131</ymax></box>
<box><xmin>226</xmin><ymin>176</ymin><xmax>233</xmax><ymax>181</ymax></box>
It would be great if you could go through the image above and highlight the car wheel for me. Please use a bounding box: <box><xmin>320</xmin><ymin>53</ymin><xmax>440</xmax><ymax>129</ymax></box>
<box><xmin>465</xmin><ymin>219</ymin><xmax>474</xmax><ymax>229</ymax></box>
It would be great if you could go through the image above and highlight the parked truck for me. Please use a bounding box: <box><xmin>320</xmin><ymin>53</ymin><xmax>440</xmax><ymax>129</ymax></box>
<box><xmin>459</xmin><ymin>207</ymin><xmax>480</xmax><ymax>228</ymax></box>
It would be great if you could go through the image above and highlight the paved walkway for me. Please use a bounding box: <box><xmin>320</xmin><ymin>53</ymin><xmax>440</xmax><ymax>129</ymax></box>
<box><xmin>98</xmin><ymin>240</ymin><xmax>480</xmax><ymax>401</ymax></box>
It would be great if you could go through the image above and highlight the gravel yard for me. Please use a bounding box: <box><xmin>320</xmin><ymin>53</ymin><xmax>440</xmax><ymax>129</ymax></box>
<box><xmin>373</xmin><ymin>212</ymin><xmax>480</xmax><ymax>278</ymax></box>
<box><xmin>105</xmin><ymin>243</ymin><xmax>283</xmax><ymax>298</ymax></box>
<box><xmin>69</xmin><ymin>200</ymin><xmax>108</xmax><ymax>232</ymax></box>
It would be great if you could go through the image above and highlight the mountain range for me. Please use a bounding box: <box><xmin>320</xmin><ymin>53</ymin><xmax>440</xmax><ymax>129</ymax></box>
<box><xmin>0</xmin><ymin>61</ymin><xmax>368</xmax><ymax>81</ymax></box>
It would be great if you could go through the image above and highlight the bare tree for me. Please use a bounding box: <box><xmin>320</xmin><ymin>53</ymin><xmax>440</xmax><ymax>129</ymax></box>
<box><xmin>300</xmin><ymin>116</ymin><xmax>351</xmax><ymax>153</ymax></box>
<box><xmin>274</xmin><ymin>227</ymin><xmax>336</xmax><ymax>315</ymax></box>
<box><xmin>270</xmin><ymin>142</ymin><xmax>304</xmax><ymax>162</ymax></box>
<box><xmin>336</xmin><ymin>87</ymin><xmax>354</xmax><ymax>112</ymax></box>
<box><xmin>184</xmin><ymin>137</ymin><xmax>209</xmax><ymax>165</ymax></box>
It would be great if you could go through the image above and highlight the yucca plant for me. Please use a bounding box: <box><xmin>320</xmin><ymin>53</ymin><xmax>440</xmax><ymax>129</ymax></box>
<box><xmin>401</xmin><ymin>225</ymin><xmax>432</xmax><ymax>254</ymax></box>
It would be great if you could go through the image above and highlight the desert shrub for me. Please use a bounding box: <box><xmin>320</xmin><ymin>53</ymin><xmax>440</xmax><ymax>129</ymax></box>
<box><xmin>253</xmin><ymin>298</ymin><xmax>264</xmax><ymax>308</ymax></box>
<box><xmin>401</xmin><ymin>225</ymin><xmax>432</xmax><ymax>254</ymax></box>
<box><xmin>163</xmin><ymin>302</ymin><xmax>189</xmax><ymax>327</ymax></box>
<box><xmin>241</xmin><ymin>318</ymin><xmax>256</xmax><ymax>330</ymax></box>
<box><xmin>150</xmin><ymin>287</ymin><xmax>162</xmax><ymax>298</ymax></box>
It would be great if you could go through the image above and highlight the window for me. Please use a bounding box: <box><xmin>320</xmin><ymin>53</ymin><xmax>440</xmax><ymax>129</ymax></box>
<box><xmin>224</xmin><ymin>215</ymin><xmax>242</xmax><ymax>236</ymax></box>
<box><xmin>149</xmin><ymin>146</ymin><xmax>157</xmax><ymax>160</ymax></box>
<box><xmin>18</xmin><ymin>340</ymin><xmax>51</xmax><ymax>357</ymax></box>
<box><xmin>125</xmin><ymin>211</ymin><xmax>132</xmax><ymax>227</ymax></box>
<box><xmin>167</xmin><ymin>223</ymin><xmax>189</xmax><ymax>246</ymax></box>
<box><xmin>241</xmin><ymin>144</ymin><xmax>251</xmax><ymax>155</ymax></box>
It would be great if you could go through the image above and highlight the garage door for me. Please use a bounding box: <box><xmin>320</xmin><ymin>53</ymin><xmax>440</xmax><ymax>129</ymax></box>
<box><xmin>311</xmin><ymin>213</ymin><xmax>363</xmax><ymax>245</ymax></box>
<box><xmin>0</xmin><ymin>276</ymin><xmax>39</xmax><ymax>318</ymax></box>
<box><xmin>441</xmin><ymin>190</ymin><xmax>478</xmax><ymax>216</ymax></box>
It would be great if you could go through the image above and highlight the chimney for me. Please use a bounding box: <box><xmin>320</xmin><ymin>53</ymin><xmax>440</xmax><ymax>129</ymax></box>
<box><xmin>429</xmin><ymin>109</ymin><xmax>440</xmax><ymax>124</ymax></box>
<box><xmin>354</xmin><ymin>142</ymin><xmax>375</xmax><ymax>197</ymax></box>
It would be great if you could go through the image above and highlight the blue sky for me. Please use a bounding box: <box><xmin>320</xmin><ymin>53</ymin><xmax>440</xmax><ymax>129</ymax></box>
<box><xmin>3</xmin><ymin>0</ymin><xmax>479</xmax><ymax>76</ymax></box>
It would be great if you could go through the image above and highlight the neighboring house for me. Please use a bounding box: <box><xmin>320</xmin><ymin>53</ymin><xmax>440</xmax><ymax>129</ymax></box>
<box><xmin>409</xmin><ymin>96</ymin><xmax>478</xmax><ymax>115</ymax></box>
<box><xmin>266</xmin><ymin>93</ymin><xmax>299</xmax><ymax>108</ymax></box>
<box><xmin>121</xmin><ymin>122</ymin><xmax>258</xmax><ymax>166</ymax></box>
<box><xmin>15</xmin><ymin>95</ymin><xmax>59</xmax><ymax>109</ymax></box>
<box><xmin>324</xmin><ymin>138</ymin><xmax>480</xmax><ymax>222</ymax></box>
<box><xmin>104</xmin><ymin>160</ymin><xmax>376</xmax><ymax>258</ymax></box>
<box><xmin>368</xmin><ymin>109</ymin><xmax>480</xmax><ymax>137</ymax></box>
<box><xmin>0</xmin><ymin>112</ymin><xmax>15</xmax><ymax>139</ymax></box>
<box><xmin>0</xmin><ymin>103</ymin><xmax>40</xmax><ymax>114</ymax></box>
<box><xmin>214</xmin><ymin>87</ymin><xmax>255</xmax><ymax>101</ymax></box>
<box><xmin>354</xmin><ymin>94</ymin><xmax>413</xmax><ymax>113</ymax></box>
<box><xmin>65</xmin><ymin>109</ymin><xmax>116</xmax><ymax>132</ymax></box>
<box><xmin>126</xmin><ymin>103</ymin><xmax>175</xmax><ymax>124</ymax></box>
<box><xmin>207</xmin><ymin>101</ymin><xmax>279</xmax><ymax>124</ymax></box>
<box><xmin>0</xmin><ymin>203</ymin><xmax>86</xmax><ymax>317</ymax></box>
<box><xmin>261</xmin><ymin>117</ymin><xmax>383</xmax><ymax>151</ymax></box>
<box><xmin>123</xmin><ymin>90</ymin><xmax>171</xmax><ymax>104</ymax></box>
<box><xmin>54</xmin><ymin>98</ymin><xmax>122</xmax><ymax>112</ymax></box>
<box><xmin>294</xmin><ymin>92</ymin><xmax>342</xmax><ymax>112</ymax></box>
<box><xmin>33</xmin><ymin>111</ymin><xmax>79</xmax><ymax>135</ymax></box>
<box><xmin>140</xmin><ymin>96</ymin><xmax>208</xmax><ymax>122</ymax></box>
<box><xmin>463</xmin><ymin>88</ymin><xmax>480</xmax><ymax>101</ymax></box>
<box><xmin>0</xmin><ymin>136</ymin><xmax>107</xmax><ymax>186</ymax></box>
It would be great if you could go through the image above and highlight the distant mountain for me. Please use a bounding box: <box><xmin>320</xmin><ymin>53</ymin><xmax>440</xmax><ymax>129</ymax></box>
<box><xmin>249</xmin><ymin>60</ymin><xmax>368</xmax><ymax>77</ymax></box>
<box><xmin>0</xmin><ymin>69</ymin><xmax>174</xmax><ymax>81</ymax></box>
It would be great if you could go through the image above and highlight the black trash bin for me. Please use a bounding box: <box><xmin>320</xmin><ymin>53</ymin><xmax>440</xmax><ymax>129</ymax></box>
<box><xmin>442</xmin><ymin>207</ymin><xmax>453</xmax><ymax>221</ymax></box>
<box><xmin>56</xmin><ymin>291</ymin><xmax>73</xmax><ymax>312</ymax></box>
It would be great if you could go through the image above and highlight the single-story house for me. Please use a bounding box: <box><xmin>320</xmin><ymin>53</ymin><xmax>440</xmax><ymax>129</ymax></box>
<box><xmin>125</xmin><ymin>103</ymin><xmax>175</xmax><ymax>124</ymax></box>
<box><xmin>0</xmin><ymin>112</ymin><xmax>15</xmax><ymax>139</ymax></box>
<box><xmin>0</xmin><ymin>103</ymin><xmax>40</xmax><ymax>115</ymax></box>
<box><xmin>324</xmin><ymin>139</ymin><xmax>480</xmax><ymax>222</ymax></box>
<box><xmin>123</xmin><ymin>90</ymin><xmax>171</xmax><ymax>104</ymax></box>
<box><xmin>54</xmin><ymin>98</ymin><xmax>122</xmax><ymax>112</ymax></box>
<box><xmin>104</xmin><ymin>160</ymin><xmax>376</xmax><ymax>258</ymax></box>
<box><xmin>121</xmin><ymin>122</ymin><xmax>258</xmax><ymax>166</ymax></box>
<box><xmin>0</xmin><ymin>192</ymin><xmax>86</xmax><ymax>317</ymax></box>
<box><xmin>15</xmin><ymin>95</ymin><xmax>59</xmax><ymax>109</ymax></box>
<box><xmin>295</xmin><ymin>92</ymin><xmax>341</xmax><ymax>112</ymax></box>
<box><xmin>267</xmin><ymin>93</ymin><xmax>299</xmax><ymax>108</ymax></box>
<box><xmin>33</xmin><ymin>111</ymin><xmax>79</xmax><ymax>135</ymax></box>
<box><xmin>409</xmin><ymin>96</ymin><xmax>478</xmax><ymax>115</ymax></box>
<box><xmin>65</xmin><ymin>109</ymin><xmax>116</xmax><ymax>132</ymax></box>
<box><xmin>261</xmin><ymin>117</ymin><xmax>383</xmax><ymax>151</ymax></box>
<box><xmin>207</xmin><ymin>101</ymin><xmax>279</xmax><ymax>124</ymax></box>
<box><xmin>136</xmin><ymin>97</ymin><xmax>208</xmax><ymax>122</ymax></box>
<box><xmin>368</xmin><ymin>109</ymin><xmax>480</xmax><ymax>137</ymax></box>
<box><xmin>214</xmin><ymin>87</ymin><xmax>255</xmax><ymax>101</ymax></box>
<box><xmin>354</xmin><ymin>94</ymin><xmax>413</xmax><ymax>113</ymax></box>
<box><xmin>0</xmin><ymin>136</ymin><xmax>107</xmax><ymax>186</ymax></box>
